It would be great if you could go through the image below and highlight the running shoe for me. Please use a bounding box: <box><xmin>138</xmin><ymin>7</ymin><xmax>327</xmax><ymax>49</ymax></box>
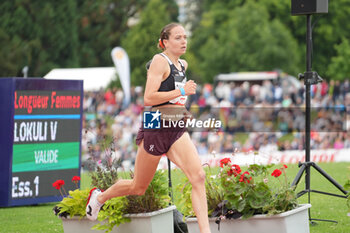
<box><xmin>86</xmin><ymin>188</ymin><xmax>103</xmax><ymax>221</ymax></box>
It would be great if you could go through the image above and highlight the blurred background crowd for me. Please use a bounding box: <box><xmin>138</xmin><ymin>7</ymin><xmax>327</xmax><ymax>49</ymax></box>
<box><xmin>82</xmin><ymin>78</ymin><xmax>350</xmax><ymax>166</ymax></box>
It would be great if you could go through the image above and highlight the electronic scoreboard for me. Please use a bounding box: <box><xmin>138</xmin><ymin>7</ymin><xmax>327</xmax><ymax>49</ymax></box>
<box><xmin>0</xmin><ymin>78</ymin><xmax>83</xmax><ymax>206</ymax></box>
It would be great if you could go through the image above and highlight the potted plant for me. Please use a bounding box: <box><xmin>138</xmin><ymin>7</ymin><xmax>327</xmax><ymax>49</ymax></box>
<box><xmin>178</xmin><ymin>156</ymin><xmax>311</xmax><ymax>233</ymax></box>
<box><xmin>53</xmin><ymin>157</ymin><xmax>175</xmax><ymax>233</ymax></box>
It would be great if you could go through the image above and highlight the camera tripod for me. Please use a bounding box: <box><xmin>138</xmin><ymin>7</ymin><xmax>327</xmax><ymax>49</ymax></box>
<box><xmin>291</xmin><ymin>14</ymin><xmax>348</xmax><ymax>224</ymax></box>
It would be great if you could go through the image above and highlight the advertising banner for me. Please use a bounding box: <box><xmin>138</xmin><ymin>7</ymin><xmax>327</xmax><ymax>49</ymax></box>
<box><xmin>111</xmin><ymin>47</ymin><xmax>131</xmax><ymax>108</ymax></box>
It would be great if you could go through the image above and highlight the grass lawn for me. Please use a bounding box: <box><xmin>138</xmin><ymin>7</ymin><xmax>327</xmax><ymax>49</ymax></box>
<box><xmin>0</xmin><ymin>162</ymin><xmax>349</xmax><ymax>233</ymax></box>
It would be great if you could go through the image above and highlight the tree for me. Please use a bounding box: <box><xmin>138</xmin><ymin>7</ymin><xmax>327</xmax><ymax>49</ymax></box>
<box><xmin>0</xmin><ymin>29</ymin><xmax>27</xmax><ymax>76</ymax></box>
<box><xmin>184</xmin><ymin>0</ymin><xmax>244</xmax><ymax>32</ymax></box>
<box><xmin>259</xmin><ymin>0</ymin><xmax>350</xmax><ymax>79</ymax></box>
<box><xmin>76</xmin><ymin>0</ymin><xmax>177</xmax><ymax>68</ymax></box>
<box><xmin>0</xmin><ymin>0</ymin><xmax>153</xmax><ymax>77</ymax></box>
<box><xmin>188</xmin><ymin>1</ymin><xmax>300</xmax><ymax>83</ymax></box>
<box><xmin>185</xmin><ymin>2</ymin><xmax>232</xmax><ymax>82</ymax></box>
<box><xmin>0</xmin><ymin>0</ymin><xmax>79</xmax><ymax>77</ymax></box>
<box><xmin>327</xmin><ymin>37</ymin><xmax>350</xmax><ymax>81</ymax></box>
<box><xmin>76</xmin><ymin>0</ymin><xmax>151</xmax><ymax>68</ymax></box>
<box><xmin>311</xmin><ymin>0</ymin><xmax>350</xmax><ymax>78</ymax></box>
<box><xmin>121</xmin><ymin>0</ymin><xmax>174</xmax><ymax>86</ymax></box>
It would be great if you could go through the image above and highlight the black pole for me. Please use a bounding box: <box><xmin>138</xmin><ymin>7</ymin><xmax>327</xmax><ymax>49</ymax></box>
<box><xmin>305</xmin><ymin>14</ymin><xmax>312</xmax><ymax>193</ymax></box>
<box><xmin>167</xmin><ymin>158</ymin><xmax>173</xmax><ymax>203</ymax></box>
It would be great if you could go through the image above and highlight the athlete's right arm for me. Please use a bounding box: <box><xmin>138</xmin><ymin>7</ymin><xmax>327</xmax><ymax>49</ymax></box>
<box><xmin>144</xmin><ymin>54</ymin><xmax>182</xmax><ymax>106</ymax></box>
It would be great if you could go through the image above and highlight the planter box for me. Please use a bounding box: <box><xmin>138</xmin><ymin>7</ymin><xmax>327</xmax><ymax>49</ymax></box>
<box><xmin>61</xmin><ymin>205</ymin><xmax>176</xmax><ymax>233</ymax></box>
<box><xmin>186</xmin><ymin>204</ymin><xmax>311</xmax><ymax>233</ymax></box>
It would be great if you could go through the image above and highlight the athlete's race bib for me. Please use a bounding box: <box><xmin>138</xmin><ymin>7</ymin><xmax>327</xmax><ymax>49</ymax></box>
<box><xmin>169</xmin><ymin>75</ymin><xmax>187</xmax><ymax>105</ymax></box>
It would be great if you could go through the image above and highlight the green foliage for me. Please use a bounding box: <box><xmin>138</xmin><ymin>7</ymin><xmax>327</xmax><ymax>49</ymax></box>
<box><xmin>75</xmin><ymin>0</ymin><xmax>150</xmax><ymax>68</ymax></box>
<box><xmin>2</xmin><ymin>0</ymin><xmax>350</xmax><ymax>81</ymax></box>
<box><xmin>56</xmin><ymin>188</ymin><xmax>90</xmax><ymax>218</ymax></box>
<box><xmin>92</xmin><ymin>197</ymin><xmax>130</xmax><ymax>233</ymax></box>
<box><xmin>205</xmin><ymin>166</ymin><xmax>225</xmax><ymax>216</ymax></box>
<box><xmin>0</xmin><ymin>28</ymin><xmax>26</xmax><ymax>76</ymax></box>
<box><xmin>54</xmin><ymin>169</ymin><xmax>170</xmax><ymax>232</ymax></box>
<box><xmin>125</xmin><ymin>170</ymin><xmax>171</xmax><ymax>213</ymax></box>
<box><xmin>0</xmin><ymin>0</ymin><xmax>79</xmax><ymax>76</ymax></box>
<box><xmin>265</xmin><ymin>188</ymin><xmax>298</xmax><ymax>215</ymax></box>
<box><xmin>1</xmin><ymin>0</ymin><xmax>350</xmax><ymax>81</ymax></box>
<box><xmin>121</xmin><ymin>0</ymin><xmax>172</xmax><ymax>86</ymax></box>
<box><xmin>76</xmin><ymin>0</ymin><xmax>114</xmax><ymax>68</ymax></box>
<box><xmin>176</xmin><ymin>176</ymin><xmax>194</xmax><ymax>217</ymax></box>
<box><xmin>189</xmin><ymin>1</ymin><xmax>301</xmax><ymax>83</ymax></box>
<box><xmin>223</xmin><ymin>162</ymin><xmax>298</xmax><ymax>218</ymax></box>
<box><xmin>311</xmin><ymin>0</ymin><xmax>350</xmax><ymax>77</ymax></box>
<box><xmin>186</xmin><ymin>0</ymin><xmax>350</xmax><ymax>81</ymax></box>
<box><xmin>327</xmin><ymin>37</ymin><xmax>350</xmax><ymax>80</ymax></box>
<box><xmin>163</xmin><ymin>0</ymin><xmax>180</xmax><ymax>22</ymax></box>
<box><xmin>0</xmin><ymin>0</ymin><xmax>149</xmax><ymax>77</ymax></box>
<box><xmin>90</xmin><ymin>165</ymin><xmax>119</xmax><ymax>191</ymax></box>
<box><xmin>177</xmin><ymin>166</ymin><xmax>225</xmax><ymax>218</ymax></box>
<box><xmin>88</xmin><ymin>131</ymin><xmax>122</xmax><ymax>191</ymax></box>
<box><xmin>56</xmin><ymin>187</ymin><xmax>130</xmax><ymax>233</ymax></box>
<box><xmin>178</xmin><ymin>159</ymin><xmax>298</xmax><ymax>220</ymax></box>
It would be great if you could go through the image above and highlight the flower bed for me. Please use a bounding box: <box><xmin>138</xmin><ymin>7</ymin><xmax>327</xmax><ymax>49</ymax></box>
<box><xmin>178</xmin><ymin>156</ymin><xmax>299</xmax><ymax>223</ymax></box>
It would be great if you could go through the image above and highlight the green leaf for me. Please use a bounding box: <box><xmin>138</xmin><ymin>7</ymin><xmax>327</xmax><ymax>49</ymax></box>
<box><xmin>241</xmin><ymin>209</ymin><xmax>255</xmax><ymax>219</ymax></box>
<box><xmin>236</xmin><ymin>198</ymin><xmax>246</xmax><ymax>212</ymax></box>
<box><xmin>232</xmin><ymin>182</ymin><xmax>247</xmax><ymax>195</ymax></box>
<box><xmin>254</xmin><ymin>182</ymin><xmax>270</xmax><ymax>198</ymax></box>
<box><xmin>248</xmin><ymin>196</ymin><xmax>266</xmax><ymax>209</ymax></box>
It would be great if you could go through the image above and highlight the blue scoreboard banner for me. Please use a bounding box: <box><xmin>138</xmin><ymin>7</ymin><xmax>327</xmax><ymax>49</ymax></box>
<box><xmin>0</xmin><ymin>78</ymin><xmax>83</xmax><ymax>206</ymax></box>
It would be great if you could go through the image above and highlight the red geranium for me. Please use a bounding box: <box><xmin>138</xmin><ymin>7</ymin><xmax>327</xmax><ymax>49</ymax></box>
<box><xmin>220</xmin><ymin>158</ymin><xmax>231</xmax><ymax>168</ymax></box>
<box><xmin>227</xmin><ymin>164</ymin><xmax>242</xmax><ymax>177</ymax></box>
<box><xmin>72</xmin><ymin>176</ymin><xmax>81</xmax><ymax>183</ymax></box>
<box><xmin>52</xmin><ymin>179</ymin><xmax>67</xmax><ymax>197</ymax></box>
<box><xmin>271</xmin><ymin>169</ymin><xmax>282</xmax><ymax>177</ymax></box>
<box><xmin>232</xmin><ymin>164</ymin><xmax>242</xmax><ymax>174</ymax></box>
<box><xmin>283</xmin><ymin>164</ymin><xmax>288</xmax><ymax>169</ymax></box>
<box><xmin>52</xmin><ymin>180</ymin><xmax>65</xmax><ymax>190</ymax></box>
<box><xmin>72</xmin><ymin>176</ymin><xmax>81</xmax><ymax>188</ymax></box>
<box><xmin>239</xmin><ymin>171</ymin><xmax>252</xmax><ymax>183</ymax></box>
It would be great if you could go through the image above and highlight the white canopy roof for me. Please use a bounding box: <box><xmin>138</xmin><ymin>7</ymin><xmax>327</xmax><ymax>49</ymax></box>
<box><xmin>215</xmin><ymin>71</ymin><xmax>278</xmax><ymax>82</ymax></box>
<box><xmin>44</xmin><ymin>67</ymin><xmax>117</xmax><ymax>91</ymax></box>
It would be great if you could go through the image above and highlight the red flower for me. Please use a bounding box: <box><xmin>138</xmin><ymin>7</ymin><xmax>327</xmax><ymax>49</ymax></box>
<box><xmin>52</xmin><ymin>180</ymin><xmax>65</xmax><ymax>190</ymax></box>
<box><xmin>232</xmin><ymin>164</ymin><xmax>241</xmax><ymax>174</ymax></box>
<box><xmin>239</xmin><ymin>171</ymin><xmax>252</xmax><ymax>183</ymax></box>
<box><xmin>220</xmin><ymin>158</ymin><xmax>231</xmax><ymax>168</ymax></box>
<box><xmin>271</xmin><ymin>169</ymin><xmax>282</xmax><ymax>177</ymax></box>
<box><xmin>227</xmin><ymin>164</ymin><xmax>241</xmax><ymax>177</ymax></box>
<box><xmin>72</xmin><ymin>176</ymin><xmax>81</xmax><ymax>183</ymax></box>
<box><xmin>283</xmin><ymin>164</ymin><xmax>288</xmax><ymax>169</ymax></box>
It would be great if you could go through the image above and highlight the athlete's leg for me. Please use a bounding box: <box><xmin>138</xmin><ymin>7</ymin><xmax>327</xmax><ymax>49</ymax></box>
<box><xmin>97</xmin><ymin>140</ymin><xmax>161</xmax><ymax>203</ymax></box>
<box><xmin>166</xmin><ymin>132</ymin><xmax>211</xmax><ymax>233</ymax></box>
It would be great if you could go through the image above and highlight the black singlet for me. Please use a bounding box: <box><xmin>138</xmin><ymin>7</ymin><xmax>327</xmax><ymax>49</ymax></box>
<box><xmin>152</xmin><ymin>53</ymin><xmax>188</xmax><ymax>107</ymax></box>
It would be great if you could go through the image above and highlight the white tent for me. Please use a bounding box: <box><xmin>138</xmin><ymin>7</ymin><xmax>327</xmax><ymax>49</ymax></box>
<box><xmin>44</xmin><ymin>67</ymin><xmax>117</xmax><ymax>91</ymax></box>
